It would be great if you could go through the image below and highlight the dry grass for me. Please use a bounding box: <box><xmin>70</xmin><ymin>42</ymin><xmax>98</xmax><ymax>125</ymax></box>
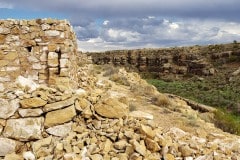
<box><xmin>130</xmin><ymin>84</ymin><xmax>158</xmax><ymax>97</ymax></box>
<box><xmin>152</xmin><ymin>93</ymin><xmax>172</xmax><ymax>107</ymax></box>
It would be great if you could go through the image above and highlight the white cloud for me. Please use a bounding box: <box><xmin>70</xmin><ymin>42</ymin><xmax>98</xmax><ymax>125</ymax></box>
<box><xmin>103</xmin><ymin>20</ymin><xmax>109</xmax><ymax>25</ymax></box>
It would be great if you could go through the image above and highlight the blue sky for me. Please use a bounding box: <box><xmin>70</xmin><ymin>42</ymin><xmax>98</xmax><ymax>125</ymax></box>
<box><xmin>1</xmin><ymin>0</ymin><xmax>240</xmax><ymax>52</ymax></box>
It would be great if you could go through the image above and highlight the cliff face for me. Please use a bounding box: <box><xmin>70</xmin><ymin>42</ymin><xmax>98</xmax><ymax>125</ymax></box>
<box><xmin>88</xmin><ymin>43</ymin><xmax>240</xmax><ymax>77</ymax></box>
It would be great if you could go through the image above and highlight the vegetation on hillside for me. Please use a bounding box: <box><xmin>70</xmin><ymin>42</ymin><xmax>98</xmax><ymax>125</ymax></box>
<box><xmin>146</xmin><ymin>77</ymin><xmax>240</xmax><ymax>135</ymax></box>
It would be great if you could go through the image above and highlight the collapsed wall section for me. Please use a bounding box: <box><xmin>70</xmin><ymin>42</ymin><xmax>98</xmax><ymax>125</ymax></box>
<box><xmin>0</xmin><ymin>19</ymin><xmax>78</xmax><ymax>92</ymax></box>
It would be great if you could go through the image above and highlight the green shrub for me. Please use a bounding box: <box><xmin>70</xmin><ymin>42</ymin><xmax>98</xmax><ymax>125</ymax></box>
<box><xmin>214</xmin><ymin>109</ymin><xmax>240</xmax><ymax>135</ymax></box>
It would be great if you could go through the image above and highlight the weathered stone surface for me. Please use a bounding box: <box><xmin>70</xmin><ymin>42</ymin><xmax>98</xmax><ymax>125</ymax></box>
<box><xmin>44</xmin><ymin>105</ymin><xmax>76</xmax><ymax>127</ymax></box>
<box><xmin>145</xmin><ymin>138</ymin><xmax>160</xmax><ymax>152</ymax></box>
<box><xmin>0</xmin><ymin>138</ymin><xmax>17</xmax><ymax>156</ymax></box>
<box><xmin>0</xmin><ymin>99</ymin><xmax>19</xmax><ymax>119</ymax></box>
<box><xmin>140</xmin><ymin>124</ymin><xmax>156</xmax><ymax>138</ymax></box>
<box><xmin>18</xmin><ymin>108</ymin><xmax>43</xmax><ymax>117</ymax></box>
<box><xmin>0</xmin><ymin>83</ymin><xmax>5</xmax><ymax>92</ymax></box>
<box><xmin>129</xmin><ymin>111</ymin><xmax>153</xmax><ymax>120</ymax></box>
<box><xmin>178</xmin><ymin>145</ymin><xmax>195</xmax><ymax>157</ymax></box>
<box><xmin>45</xmin><ymin>30</ymin><xmax>60</xmax><ymax>36</ymax></box>
<box><xmin>114</xmin><ymin>140</ymin><xmax>128</xmax><ymax>150</ymax></box>
<box><xmin>132</xmin><ymin>140</ymin><xmax>146</xmax><ymax>156</ymax></box>
<box><xmin>43</xmin><ymin>97</ymin><xmax>76</xmax><ymax>112</ymax></box>
<box><xmin>94</xmin><ymin>98</ymin><xmax>129</xmax><ymax>118</ymax></box>
<box><xmin>3</xmin><ymin>117</ymin><xmax>44</xmax><ymax>141</ymax></box>
<box><xmin>46</xmin><ymin>122</ymin><xmax>72</xmax><ymax>137</ymax></box>
<box><xmin>20</xmin><ymin>97</ymin><xmax>47</xmax><ymax>108</ymax></box>
<box><xmin>4</xmin><ymin>153</ymin><xmax>23</xmax><ymax>160</ymax></box>
<box><xmin>32</xmin><ymin>136</ymin><xmax>52</xmax><ymax>153</ymax></box>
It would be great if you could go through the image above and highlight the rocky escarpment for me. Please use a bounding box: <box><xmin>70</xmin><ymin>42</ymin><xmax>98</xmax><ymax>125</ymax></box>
<box><xmin>88</xmin><ymin>43</ymin><xmax>240</xmax><ymax>77</ymax></box>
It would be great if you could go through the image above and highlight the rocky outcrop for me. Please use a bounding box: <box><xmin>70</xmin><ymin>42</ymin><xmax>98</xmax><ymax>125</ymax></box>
<box><xmin>0</xmin><ymin>66</ymin><xmax>239</xmax><ymax>159</ymax></box>
<box><xmin>89</xmin><ymin>43</ymin><xmax>240</xmax><ymax>77</ymax></box>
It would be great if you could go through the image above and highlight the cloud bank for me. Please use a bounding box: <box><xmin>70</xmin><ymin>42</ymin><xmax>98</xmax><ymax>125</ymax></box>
<box><xmin>1</xmin><ymin>0</ymin><xmax>240</xmax><ymax>51</ymax></box>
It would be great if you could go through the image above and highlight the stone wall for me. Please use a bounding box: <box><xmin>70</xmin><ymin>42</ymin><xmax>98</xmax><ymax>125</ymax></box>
<box><xmin>0</xmin><ymin>19</ymin><xmax>78</xmax><ymax>92</ymax></box>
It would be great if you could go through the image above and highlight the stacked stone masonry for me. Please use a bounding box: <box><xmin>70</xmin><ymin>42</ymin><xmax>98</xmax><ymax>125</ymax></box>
<box><xmin>0</xmin><ymin>19</ymin><xmax>78</xmax><ymax>92</ymax></box>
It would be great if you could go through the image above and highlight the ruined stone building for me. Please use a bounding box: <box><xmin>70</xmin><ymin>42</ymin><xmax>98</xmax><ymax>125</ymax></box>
<box><xmin>0</xmin><ymin>19</ymin><xmax>79</xmax><ymax>92</ymax></box>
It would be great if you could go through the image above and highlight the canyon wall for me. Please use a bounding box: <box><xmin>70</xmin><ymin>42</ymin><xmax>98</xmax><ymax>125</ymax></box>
<box><xmin>89</xmin><ymin>43</ymin><xmax>240</xmax><ymax>77</ymax></box>
<box><xmin>0</xmin><ymin>19</ymin><xmax>78</xmax><ymax>92</ymax></box>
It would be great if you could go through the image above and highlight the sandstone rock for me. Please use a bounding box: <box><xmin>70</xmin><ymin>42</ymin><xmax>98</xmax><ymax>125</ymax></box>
<box><xmin>45</xmin><ymin>30</ymin><xmax>60</xmax><ymax>36</ymax></box>
<box><xmin>103</xmin><ymin>139</ymin><xmax>112</xmax><ymax>154</ymax></box>
<box><xmin>32</xmin><ymin>136</ymin><xmax>52</xmax><ymax>154</ymax></box>
<box><xmin>15</xmin><ymin>76</ymin><xmax>39</xmax><ymax>92</ymax></box>
<box><xmin>18</xmin><ymin>108</ymin><xmax>43</xmax><ymax>117</ymax></box>
<box><xmin>20</xmin><ymin>97</ymin><xmax>47</xmax><ymax>108</ymax></box>
<box><xmin>46</xmin><ymin>122</ymin><xmax>72</xmax><ymax>137</ymax></box>
<box><xmin>90</xmin><ymin>154</ymin><xmax>103</xmax><ymax>160</ymax></box>
<box><xmin>82</xmin><ymin>105</ymin><xmax>93</xmax><ymax>119</ymax></box>
<box><xmin>0</xmin><ymin>83</ymin><xmax>5</xmax><ymax>92</ymax></box>
<box><xmin>178</xmin><ymin>145</ymin><xmax>195</xmax><ymax>157</ymax></box>
<box><xmin>3</xmin><ymin>117</ymin><xmax>44</xmax><ymax>141</ymax></box>
<box><xmin>94</xmin><ymin>98</ymin><xmax>129</xmax><ymax>118</ymax></box>
<box><xmin>114</xmin><ymin>140</ymin><xmax>128</xmax><ymax>150</ymax></box>
<box><xmin>132</xmin><ymin>140</ymin><xmax>146</xmax><ymax>156</ymax></box>
<box><xmin>0</xmin><ymin>138</ymin><xmax>17</xmax><ymax>156</ymax></box>
<box><xmin>0</xmin><ymin>98</ymin><xmax>19</xmax><ymax>119</ymax></box>
<box><xmin>145</xmin><ymin>138</ymin><xmax>160</xmax><ymax>152</ymax></box>
<box><xmin>129</xmin><ymin>111</ymin><xmax>153</xmax><ymax>120</ymax></box>
<box><xmin>44</xmin><ymin>105</ymin><xmax>76</xmax><ymax>127</ymax></box>
<box><xmin>140</xmin><ymin>124</ymin><xmax>155</xmax><ymax>138</ymax></box>
<box><xmin>165</xmin><ymin>154</ymin><xmax>175</xmax><ymax>160</ymax></box>
<box><xmin>43</xmin><ymin>96</ymin><xmax>76</xmax><ymax>112</ymax></box>
<box><xmin>4</xmin><ymin>153</ymin><xmax>23</xmax><ymax>160</ymax></box>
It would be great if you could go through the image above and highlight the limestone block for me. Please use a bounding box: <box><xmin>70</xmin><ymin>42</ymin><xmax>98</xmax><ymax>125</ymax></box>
<box><xmin>40</xmin><ymin>52</ymin><xmax>47</xmax><ymax>61</ymax></box>
<box><xmin>48</xmin><ymin>44</ymin><xmax>59</xmax><ymax>52</ymax></box>
<box><xmin>60</xmin><ymin>68</ymin><xmax>69</xmax><ymax>77</ymax></box>
<box><xmin>145</xmin><ymin>138</ymin><xmax>160</xmax><ymax>152</ymax></box>
<box><xmin>46</xmin><ymin>122</ymin><xmax>72</xmax><ymax>137</ymax></box>
<box><xmin>3</xmin><ymin>117</ymin><xmax>44</xmax><ymax>141</ymax></box>
<box><xmin>48</xmin><ymin>52</ymin><xmax>59</xmax><ymax>67</ymax></box>
<box><xmin>32</xmin><ymin>136</ymin><xmax>52</xmax><ymax>153</ymax></box>
<box><xmin>0</xmin><ymin>60</ymin><xmax>9</xmax><ymax>67</ymax></box>
<box><xmin>140</xmin><ymin>124</ymin><xmax>156</xmax><ymax>138</ymax></box>
<box><xmin>18</xmin><ymin>108</ymin><xmax>43</xmax><ymax>117</ymax></box>
<box><xmin>6</xmin><ymin>66</ymin><xmax>20</xmax><ymax>71</ymax></box>
<box><xmin>0</xmin><ymin>98</ymin><xmax>19</xmax><ymax>119</ymax></box>
<box><xmin>32</xmin><ymin>63</ymin><xmax>42</xmax><ymax>70</ymax></box>
<box><xmin>43</xmin><ymin>96</ymin><xmax>76</xmax><ymax>112</ymax></box>
<box><xmin>94</xmin><ymin>98</ymin><xmax>129</xmax><ymax>118</ymax></box>
<box><xmin>45</xmin><ymin>30</ymin><xmax>60</xmax><ymax>36</ymax></box>
<box><xmin>41</xmin><ymin>24</ymin><xmax>51</xmax><ymax>30</ymax></box>
<box><xmin>28</xmin><ymin>20</ymin><xmax>38</xmax><ymax>26</ymax></box>
<box><xmin>0</xmin><ymin>34</ymin><xmax>6</xmax><ymax>43</ymax></box>
<box><xmin>0</xmin><ymin>138</ymin><xmax>17</xmax><ymax>156</ymax></box>
<box><xmin>20</xmin><ymin>97</ymin><xmax>47</xmax><ymax>108</ymax></box>
<box><xmin>44</xmin><ymin>105</ymin><xmax>76</xmax><ymax>128</ymax></box>
<box><xmin>60</xmin><ymin>59</ymin><xmax>69</xmax><ymax>68</ymax></box>
<box><xmin>0</xmin><ymin>83</ymin><xmax>4</xmax><ymax>92</ymax></box>
<box><xmin>4</xmin><ymin>52</ymin><xmax>18</xmax><ymax>60</ymax></box>
<box><xmin>39</xmin><ymin>73</ymin><xmax>48</xmax><ymax>80</ymax></box>
<box><xmin>49</xmin><ymin>68</ymin><xmax>59</xmax><ymax>76</ymax></box>
<box><xmin>0</xmin><ymin>27</ymin><xmax>10</xmax><ymax>34</ymax></box>
<box><xmin>6</xmin><ymin>35</ymin><xmax>19</xmax><ymax>42</ymax></box>
<box><xmin>27</xmin><ymin>56</ymin><xmax>39</xmax><ymax>63</ymax></box>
